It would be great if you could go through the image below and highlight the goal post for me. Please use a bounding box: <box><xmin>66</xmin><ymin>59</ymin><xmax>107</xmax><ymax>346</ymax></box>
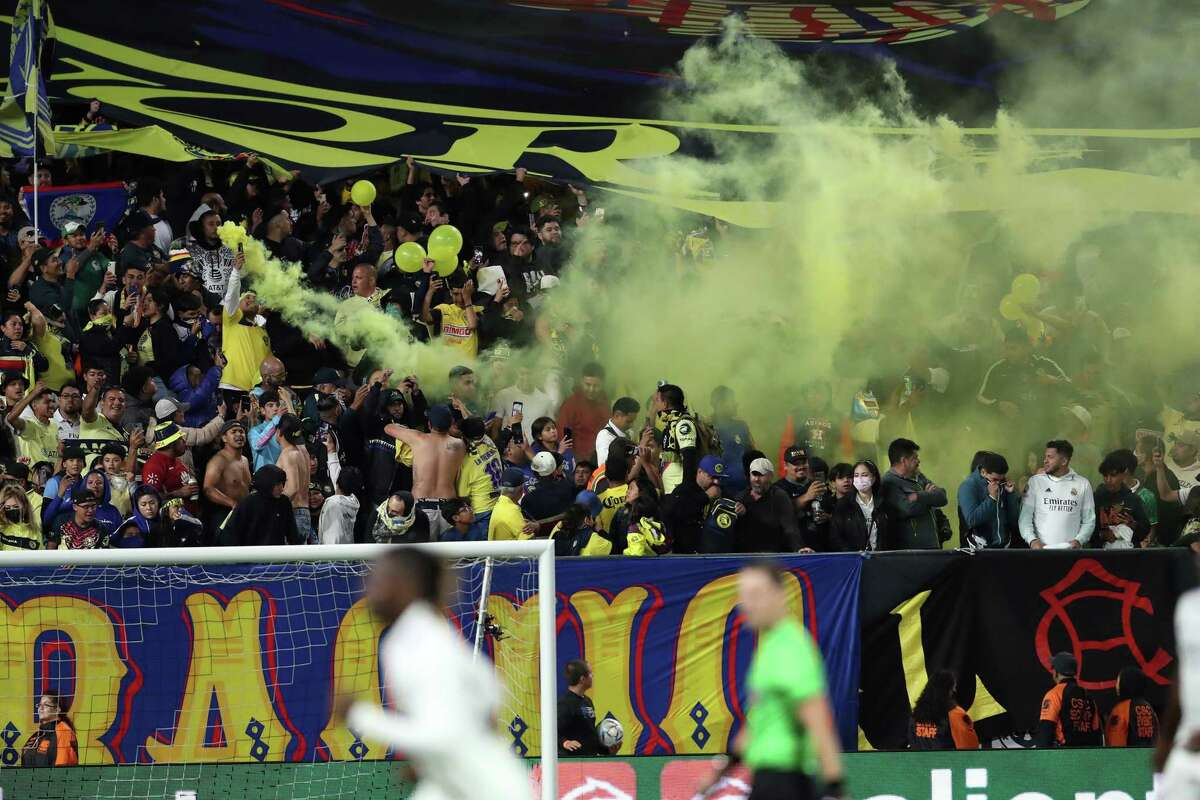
<box><xmin>0</xmin><ymin>540</ymin><xmax>558</xmax><ymax>800</ymax></box>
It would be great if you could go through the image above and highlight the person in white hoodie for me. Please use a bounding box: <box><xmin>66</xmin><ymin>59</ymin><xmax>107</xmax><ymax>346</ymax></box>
<box><xmin>1019</xmin><ymin>439</ymin><xmax>1096</xmax><ymax>549</ymax></box>
<box><xmin>318</xmin><ymin>466</ymin><xmax>361</xmax><ymax>545</ymax></box>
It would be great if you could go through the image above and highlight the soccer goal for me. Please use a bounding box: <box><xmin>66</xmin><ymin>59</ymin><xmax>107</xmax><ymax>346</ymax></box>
<box><xmin>0</xmin><ymin>541</ymin><xmax>557</xmax><ymax>800</ymax></box>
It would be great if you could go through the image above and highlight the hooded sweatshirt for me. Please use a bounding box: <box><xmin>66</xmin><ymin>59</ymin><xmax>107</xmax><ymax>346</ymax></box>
<box><xmin>43</xmin><ymin>471</ymin><xmax>123</xmax><ymax>542</ymax></box>
<box><xmin>318</xmin><ymin>493</ymin><xmax>360</xmax><ymax>545</ymax></box>
<box><xmin>219</xmin><ymin>465</ymin><xmax>298</xmax><ymax>546</ymax></box>
<box><xmin>1019</xmin><ymin>469</ymin><xmax>1097</xmax><ymax>548</ymax></box>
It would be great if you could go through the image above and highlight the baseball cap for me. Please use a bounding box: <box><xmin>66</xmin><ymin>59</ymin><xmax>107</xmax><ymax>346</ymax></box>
<box><xmin>698</xmin><ymin>455</ymin><xmax>725</xmax><ymax>481</ymax></box>
<box><xmin>31</xmin><ymin>247</ymin><xmax>54</xmax><ymax>269</ymax></box>
<box><xmin>313</xmin><ymin>367</ymin><xmax>341</xmax><ymax>386</ymax></box>
<box><xmin>575</xmin><ymin>490</ymin><xmax>602</xmax><ymax>518</ymax></box>
<box><xmin>1169</xmin><ymin>429</ymin><xmax>1200</xmax><ymax>448</ymax></box>
<box><xmin>61</xmin><ymin>220</ymin><xmax>85</xmax><ymax>236</ymax></box>
<box><xmin>62</xmin><ymin>444</ymin><xmax>86</xmax><ymax>461</ymax></box>
<box><xmin>126</xmin><ymin>209</ymin><xmax>155</xmax><ymax>232</ymax></box>
<box><xmin>382</xmin><ymin>389</ymin><xmax>405</xmax><ymax>408</ymax></box>
<box><xmin>531</xmin><ymin>451</ymin><xmax>558</xmax><ymax>477</ymax></box>
<box><xmin>154</xmin><ymin>397</ymin><xmax>189</xmax><ymax>419</ymax></box>
<box><xmin>73</xmin><ymin>489</ymin><xmax>99</xmax><ymax>506</ymax></box>
<box><xmin>6</xmin><ymin>462</ymin><xmax>29</xmax><ymax>482</ymax></box>
<box><xmin>784</xmin><ymin>446</ymin><xmax>810</xmax><ymax>465</ymax></box>
<box><xmin>1</xmin><ymin>372</ymin><xmax>28</xmax><ymax>389</ymax></box>
<box><xmin>749</xmin><ymin>457</ymin><xmax>775</xmax><ymax>476</ymax></box>
<box><xmin>499</xmin><ymin>467</ymin><xmax>527</xmax><ymax>489</ymax></box>
<box><xmin>396</xmin><ymin>213</ymin><xmax>423</xmax><ymax>236</ymax></box>
<box><xmin>166</xmin><ymin>249</ymin><xmax>192</xmax><ymax>273</ymax></box>
<box><xmin>1051</xmin><ymin>652</ymin><xmax>1078</xmax><ymax>677</ymax></box>
<box><xmin>539</xmin><ymin>275</ymin><xmax>560</xmax><ymax>291</ymax></box>
<box><xmin>219</xmin><ymin>419</ymin><xmax>246</xmax><ymax>437</ymax></box>
<box><xmin>154</xmin><ymin>421</ymin><xmax>185</xmax><ymax>450</ymax></box>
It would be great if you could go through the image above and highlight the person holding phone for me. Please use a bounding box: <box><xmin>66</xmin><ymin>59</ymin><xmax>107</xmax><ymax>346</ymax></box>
<box><xmin>60</xmin><ymin>220</ymin><xmax>113</xmax><ymax>315</ymax></box>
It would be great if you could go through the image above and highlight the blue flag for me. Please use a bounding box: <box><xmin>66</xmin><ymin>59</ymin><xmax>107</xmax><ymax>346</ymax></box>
<box><xmin>0</xmin><ymin>0</ymin><xmax>54</xmax><ymax>157</ymax></box>
<box><xmin>19</xmin><ymin>181</ymin><xmax>130</xmax><ymax>244</ymax></box>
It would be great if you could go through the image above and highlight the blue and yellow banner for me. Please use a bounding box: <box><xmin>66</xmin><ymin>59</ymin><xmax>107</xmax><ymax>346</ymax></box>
<box><xmin>0</xmin><ymin>554</ymin><xmax>860</xmax><ymax>767</ymax></box>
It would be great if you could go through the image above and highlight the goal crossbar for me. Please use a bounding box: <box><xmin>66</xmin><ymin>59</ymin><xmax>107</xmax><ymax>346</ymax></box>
<box><xmin>3</xmin><ymin>540</ymin><xmax>558</xmax><ymax>800</ymax></box>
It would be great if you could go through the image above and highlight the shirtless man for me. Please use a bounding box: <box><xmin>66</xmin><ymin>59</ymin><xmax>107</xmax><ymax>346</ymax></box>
<box><xmin>203</xmin><ymin>420</ymin><xmax>252</xmax><ymax>536</ymax></box>
<box><xmin>384</xmin><ymin>404</ymin><xmax>465</xmax><ymax>540</ymax></box>
<box><xmin>276</xmin><ymin>414</ymin><xmax>312</xmax><ymax>543</ymax></box>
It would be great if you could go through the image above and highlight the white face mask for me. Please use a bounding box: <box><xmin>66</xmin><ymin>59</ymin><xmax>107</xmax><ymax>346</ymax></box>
<box><xmin>853</xmin><ymin>476</ymin><xmax>874</xmax><ymax>493</ymax></box>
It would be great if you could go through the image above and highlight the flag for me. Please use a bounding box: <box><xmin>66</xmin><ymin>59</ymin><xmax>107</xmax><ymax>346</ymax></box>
<box><xmin>0</xmin><ymin>0</ymin><xmax>55</xmax><ymax>158</ymax></box>
<box><xmin>18</xmin><ymin>181</ymin><xmax>129</xmax><ymax>244</ymax></box>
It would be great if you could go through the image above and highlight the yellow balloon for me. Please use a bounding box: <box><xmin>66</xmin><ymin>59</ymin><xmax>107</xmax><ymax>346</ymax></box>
<box><xmin>428</xmin><ymin>224</ymin><xmax>463</xmax><ymax>256</ymax></box>
<box><xmin>434</xmin><ymin>251</ymin><xmax>459</xmax><ymax>277</ymax></box>
<box><xmin>1011</xmin><ymin>273</ymin><xmax>1041</xmax><ymax>304</ymax></box>
<box><xmin>394</xmin><ymin>241</ymin><xmax>426</xmax><ymax>273</ymax></box>
<box><xmin>998</xmin><ymin>294</ymin><xmax>1023</xmax><ymax>321</ymax></box>
<box><xmin>350</xmin><ymin>179</ymin><xmax>376</xmax><ymax>206</ymax></box>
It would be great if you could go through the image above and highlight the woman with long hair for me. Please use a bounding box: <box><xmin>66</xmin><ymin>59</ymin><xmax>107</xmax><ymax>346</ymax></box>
<box><xmin>908</xmin><ymin>670</ymin><xmax>980</xmax><ymax>750</ymax></box>
<box><xmin>21</xmin><ymin>690</ymin><xmax>78</xmax><ymax>766</ymax></box>
<box><xmin>828</xmin><ymin>460</ymin><xmax>891</xmax><ymax>551</ymax></box>
<box><xmin>0</xmin><ymin>484</ymin><xmax>39</xmax><ymax>550</ymax></box>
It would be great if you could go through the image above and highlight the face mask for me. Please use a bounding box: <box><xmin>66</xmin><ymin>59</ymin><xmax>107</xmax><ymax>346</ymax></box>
<box><xmin>4</xmin><ymin>506</ymin><xmax>21</xmax><ymax>522</ymax></box>
<box><xmin>853</xmin><ymin>477</ymin><xmax>874</xmax><ymax>493</ymax></box>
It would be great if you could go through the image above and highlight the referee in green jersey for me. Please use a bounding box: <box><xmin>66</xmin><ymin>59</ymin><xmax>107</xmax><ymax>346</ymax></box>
<box><xmin>703</xmin><ymin>561</ymin><xmax>847</xmax><ymax>800</ymax></box>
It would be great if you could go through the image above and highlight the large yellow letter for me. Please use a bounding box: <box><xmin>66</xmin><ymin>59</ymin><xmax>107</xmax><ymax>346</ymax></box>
<box><xmin>143</xmin><ymin>590</ymin><xmax>291</xmax><ymax>763</ymax></box>
<box><xmin>0</xmin><ymin>596</ymin><xmax>125</xmax><ymax>765</ymax></box>
<box><xmin>318</xmin><ymin>598</ymin><xmax>386</xmax><ymax>760</ymax></box>
<box><xmin>570</xmin><ymin>587</ymin><xmax>648</xmax><ymax>754</ymax></box>
<box><xmin>486</xmin><ymin>593</ymin><xmax>542</xmax><ymax>756</ymax></box>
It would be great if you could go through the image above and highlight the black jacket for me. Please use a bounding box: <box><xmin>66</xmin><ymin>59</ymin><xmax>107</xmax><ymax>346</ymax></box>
<box><xmin>828</xmin><ymin>492</ymin><xmax>892</xmax><ymax>552</ymax></box>
<box><xmin>735</xmin><ymin>485</ymin><xmax>804</xmax><ymax>552</ymax></box>
<box><xmin>557</xmin><ymin>691</ymin><xmax>604</xmax><ymax>756</ymax></box>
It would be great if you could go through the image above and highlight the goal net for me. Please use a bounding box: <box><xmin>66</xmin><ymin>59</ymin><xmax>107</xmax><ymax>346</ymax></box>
<box><xmin>0</xmin><ymin>541</ymin><xmax>557</xmax><ymax>800</ymax></box>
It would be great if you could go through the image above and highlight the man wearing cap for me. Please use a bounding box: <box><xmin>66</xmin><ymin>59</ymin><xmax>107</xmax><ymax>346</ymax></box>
<box><xmin>385</xmin><ymin>404</ymin><xmax>466</xmax><ymax>540</ymax></box>
<box><xmin>456</xmin><ymin>417</ymin><xmax>502</xmax><ymax>540</ymax></box>
<box><xmin>43</xmin><ymin>445</ymin><xmax>87</xmax><ymax>509</ymax></box>
<box><xmin>489</xmin><ymin>467</ymin><xmax>533</xmax><ymax>542</ymax></box>
<box><xmin>774</xmin><ymin>446</ymin><xmax>829</xmax><ymax>526</ymax></box>
<box><xmin>142</xmin><ymin>420</ymin><xmax>200</xmax><ymax>514</ymax></box>
<box><xmin>46</xmin><ymin>488</ymin><xmax>104</xmax><ymax>550</ymax></box>
<box><xmin>662</xmin><ymin>454</ymin><xmax>732</xmax><ymax>554</ymax></box>
<box><xmin>59</xmin><ymin>221</ymin><xmax>112</xmax><ymax>315</ymax></box>
<box><xmin>302</xmin><ymin>367</ymin><xmax>344</xmax><ymax>420</ymax></box>
<box><xmin>1035</xmin><ymin>652</ymin><xmax>1101</xmax><ymax>748</ymax></box>
<box><xmin>7</xmin><ymin>380</ymin><xmax>59</xmax><ymax>466</ymax></box>
<box><xmin>736</xmin><ymin>457</ymin><xmax>806</xmax><ymax>553</ymax></box>
<box><xmin>523</xmin><ymin>451</ymin><xmax>577</xmax><ymax>528</ymax></box>
<box><xmin>28</xmin><ymin>248</ymin><xmax>78</xmax><ymax>318</ymax></box>
<box><xmin>119</xmin><ymin>210</ymin><xmax>162</xmax><ymax>277</ymax></box>
<box><xmin>1153</xmin><ymin>430</ymin><xmax>1200</xmax><ymax>519</ymax></box>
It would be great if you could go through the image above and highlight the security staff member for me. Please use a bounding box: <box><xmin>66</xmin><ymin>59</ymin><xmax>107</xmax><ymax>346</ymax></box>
<box><xmin>1106</xmin><ymin>667</ymin><xmax>1160</xmax><ymax>747</ymax></box>
<box><xmin>558</xmin><ymin>659</ymin><xmax>607</xmax><ymax>756</ymax></box>
<box><xmin>908</xmin><ymin>670</ymin><xmax>980</xmax><ymax>750</ymax></box>
<box><xmin>1036</xmin><ymin>652</ymin><xmax>1102</xmax><ymax>747</ymax></box>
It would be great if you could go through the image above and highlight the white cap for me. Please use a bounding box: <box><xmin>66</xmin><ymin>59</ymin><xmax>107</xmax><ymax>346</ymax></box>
<box><xmin>531</xmin><ymin>451</ymin><xmax>558</xmax><ymax>477</ymax></box>
<box><xmin>748</xmin><ymin>457</ymin><xmax>774</xmax><ymax>476</ymax></box>
<box><xmin>539</xmin><ymin>274</ymin><xmax>561</xmax><ymax>291</ymax></box>
<box><xmin>154</xmin><ymin>397</ymin><xmax>189</xmax><ymax>420</ymax></box>
<box><xmin>1062</xmin><ymin>404</ymin><xmax>1092</xmax><ymax>430</ymax></box>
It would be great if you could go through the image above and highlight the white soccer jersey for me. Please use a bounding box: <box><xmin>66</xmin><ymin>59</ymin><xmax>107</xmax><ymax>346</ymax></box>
<box><xmin>1161</xmin><ymin>587</ymin><xmax>1200</xmax><ymax>800</ymax></box>
<box><xmin>347</xmin><ymin>602</ymin><xmax>529</xmax><ymax>800</ymax></box>
<box><xmin>1018</xmin><ymin>469</ymin><xmax>1096</xmax><ymax>547</ymax></box>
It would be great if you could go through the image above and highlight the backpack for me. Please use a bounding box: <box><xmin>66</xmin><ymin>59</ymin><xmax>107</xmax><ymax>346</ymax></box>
<box><xmin>694</xmin><ymin>416</ymin><xmax>722</xmax><ymax>459</ymax></box>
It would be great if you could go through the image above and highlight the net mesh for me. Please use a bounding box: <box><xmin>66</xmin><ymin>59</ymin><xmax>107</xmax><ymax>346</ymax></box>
<box><xmin>0</xmin><ymin>554</ymin><xmax>541</xmax><ymax>800</ymax></box>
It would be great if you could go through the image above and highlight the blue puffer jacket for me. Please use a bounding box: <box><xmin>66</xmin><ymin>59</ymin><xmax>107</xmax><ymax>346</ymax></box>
<box><xmin>168</xmin><ymin>364</ymin><xmax>222</xmax><ymax>428</ymax></box>
<box><xmin>956</xmin><ymin>470</ymin><xmax>1021</xmax><ymax>548</ymax></box>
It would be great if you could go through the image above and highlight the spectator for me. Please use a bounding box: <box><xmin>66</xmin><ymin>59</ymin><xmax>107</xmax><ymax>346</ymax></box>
<box><xmin>881</xmin><ymin>438</ymin><xmax>949</xmax><ymax>550</ymax></box>
<box><xmin>595</xmin><ymin>396</ymin><xmax>640</xmax><ymax>467</ymax></box>
<box><xmin>711</xmin><ymin>385</ymin><xmax>754</xmax><ymax>494</ymax></box>
<box><xmin>7</xmin><ymin>381</ymin><xmax>59</xmax><ymax>466</ymax></box>
<box><xmin>423</xmin><ymin>273</ymin><xmax>480</xmax><ymax>359</ymax></box>
<box><xmin>1105</xmin><ymin>667</ymin><xmax>1159</xmax><ymax>747</ymax></box>
<box><xmin>42</xmin><ymin>444</ymin><xmax>86</xmax><ymax>507</ymax></box>
<box><xmin>276</xmin><ymin>414</ymin><xmax>313</xmax><ymax>543</ymax></box>
<box><xmin>220</xmin><ymin>465</ymin><xmax>299</xmax><ymax>546</ymax></box>
<box><xmin>79</xmin><ymin>301</ymin><xmax>122</xmax><ymax>382</ymax></box>
<box><xmin>20</xmin><ymin>691</ymin><xmax>78</xmax><ymax>767</ymax></box>
<box><xmin>957</xmin><ymin>451</ymin><xmax>1021</xmax><ymax>549</ymax></box>
<box><xmin>736</xmin><ymin>457</ymin><xmax>805</xmax><ymax>553</ymax></box>
<box><xmin>492</xmin><ymin>365</ymin><xmax>559</xmax><ymax>443</ymax></box>
<box><xmin>489</xmin><ymin>467</ymin><xmax>532</xmax><ymax>541</ymax></box>
<box><xmin>551</xmin><ymin>492</ymin><xmax>613</xmax><ymax>556</ymax></box>
<box><xmin>202</xmin><ymin>419</ymin><xmax>251</xmax><ymax>535</ymax></box>
<box><xmin>137</xmin><ymin>177</ymin><xmax>174</xmax><ymax>253</ymax></box>
<box><xmin>695</xmin><ymin>456</ymin><xmax>738</xmax><ymax>554</ymax></box>
<box><xmin>187</xmin><ymin>209</ymin><xmax>237</xmax><ymax>300</ymax></box>
<box><xmin>1153</xmin><ymin>430</ymin><xmax>1200</xmax><ymax>509</ymax></box>
<box><xmin>557</xmin><ymin>362</ymin><xmax>609</xmax><ymax>463</ymax></box>
<box><xmin>383</xmin><ymin>404</ymin><xmax>466</xmax><ymax>539</ymax></box>
<box><xmin>119</xmin><ymin>211</ymin><xmax>162</xmax><ymax>276</ymax></box>
<box><xmin>0</xmin><ymin>308</ymin><xmax>48</xmax><ymax>377</ymax></box>
<box><xmin>370</xmin><ymin>490</ymin><xmax>430</xmax><ymax>544</ymax></box>
<box><xmin>142</xmin><ymin>421</ymin><xmax>200</xmax><ymax>511</ymax></box>
<box><xmin>533</xmin><ymin>216</ymin><xmax>566</xmax><ymax>274</ymax></box>
<box><xmin>447</xmin><ymin>365</ymin><xmax>480</xmax><ymax>416</ymax></box>
<box><xmin>908</xmin><ymin>670</ymin><xmax>980</xmax><ymax>751</ymax></box>
<box><xmin>621</xmin><ymin>499</ymin><xmax>668</xmax><ymax>556</ymax></box>
<box><xmin>573</xmin><ymin>460</ymin><xmax>593</xmax><ymax>491</ymax></box>
<box><xmin>79</xmin><ymin>382</ymin><xmax>129</xmax><ymax>459</ymax></box>
<box><xmin>1035</xmin><ymin>652</ymin><xmax>1101</xmax><ymax>747</ymax></box>
<box><xmin>168</xmin><ymin>361</ymin><xmax>223</xmax><ymax>428</ymax></box>
<box><xmin>977</xmin><ymin>329</ymin><xmax>1070</xmax><ymax>425</ymax></box>
<box><xmin>522</xmin><ymin>451</ymin><xmax>577</xmax><ymax>528</ymax></box>
<box><xmin>219</xmin><ymin>254</ymin><xmax>270</xmax><ymax>397</ymax></box>
<box><xmin>249</xmin><ymin>390</ymin><xmax>286</xmax><ymax>470</ymax></box>
<box><xmin>28</xmin><ymin>248</ymin><xmax>77</xmax><ymax>317</ymax></box>
<box><xmin>828</xmin><ymin>460</ymin><xmax>890</xmax><ymax>552</ymax></box>
<box><xmin>318</xmin><ymin>466</ymin><xmax>362</xmax><ymax>545</ymax></box>
<box><xmin>780</xmin><ymin>380</ymin><xmax>841</xmax><ymax>464</ymax></box>
<box><xmin>59</xmin><ymin>221</ymin><xmax>111</xmax><ymax>316</ymax></box>
<box><xmin>47</xmin><ymin>488</ymin><xmax>103</xmax><ymax>550</ymax></box>
<box><xmin>43</xmin><ymin>471</ymin><xmax>122</xmax><ymax>545</ymax></box>
<box><xmin>0</xmin><ymin>484</ymin><xmax>39</xmax><ymax>550</ymax></box>
<box><xmin>1094</xmin><ymin>450</ymin><xmax>1151</xmax><ymax>549</ymax></box>
<box><xmin>773</xmin><ymin>446</ymin><xmax>826</xmax><ymax>534</ymax></box>
<box><xmin>1019</xmin><ymin>440</ymin><xmax>1096</xmax><ymax>550</ymax></box>
<box><xmin>54</xmin><ymin>382</ymin><xmax>82</xmax><ymax>443</ymax></box>
<box><xmin>654</xmin><ymin>383</ymin><xmax>701</xmax><ymax>494</ymax></box>
<box><xmin>455</xmin><ymin>417</ymin><xmax>502</xmax><ymax>540</ymax></box>
<box><xmin>531</xmin><ymin>415</ymin><xmax>575</xmax><ymax>477</ymax></box>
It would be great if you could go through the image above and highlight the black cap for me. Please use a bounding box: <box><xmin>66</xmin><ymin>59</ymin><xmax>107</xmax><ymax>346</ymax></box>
<box><xmin>126</xmin><ymin>209</ymin><xmax>155</xmax><ymax>232</ymax></box>
<box><xmin>1</xmin><ymin>372</ymin><xmax>29</xmax><ymax>389</ymax></box>
<box><xmin>396</xmin><ymin>213</ymin><xmax>423</xmax><ymax>236</ymax></box>
<box><xmin>1051</xmin><ymin>651</ymin><xmax>1078</xmax><ymax>677</ymax></box>
<box><xmin>31</xmin><ymin>247</ymin><xmax>54</xmax><ymax>269</ymax></box>
<box><xmin>784</xmin><ymin>446</ymin><xmax>810</xmax><ymax>465</ymax></box>
<box><xmin>73</xmin><ymin>489</ymin><xmax>99</xmax><ymax>505</ymax></box>
<box><xmin>500</xmin><ymin>468</ymin><xmax>526</xmax><ymax>489</ymax></box>
<box><xmin>6</xmin><ymin>462</ymin><xmax>29</xmax><ymax>481</ymax></box>
<box><xmin>62</xmin><ymin>444</ymin><xmax>86</xmax><ymax>461</ymax></box>
<box><xmin>313</xmin><ymin>367</ymin><xmax>341</xmax><ymax>386</ymax></box>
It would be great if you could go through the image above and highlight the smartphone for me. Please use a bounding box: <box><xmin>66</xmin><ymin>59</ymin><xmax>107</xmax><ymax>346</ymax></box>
<box><xmin>240</xmin><ymin>396</ymin><xmax>251</xmax><ymax>412</ymax></box>
<box><xmin>812</xmin><ymin>470</ymin><xmax>827</xmax><ymax>484</ymax></box>
<box><xmin>471</xmin><ymin>247</ymin><xmax>484</xmax><ymax>267</ymax></box>
<box><xmin>237</xmin><ymin>242</ymin><xmax>244</xmax><ymax>253</ymax></box>
<box><xmin>511</xmin><ymin>401</ymin><xmax>523</xmax><ymax>417</ymax></box>
<box><xmin>563</xmin><ymin>427</ymin><xmax>573</xmax><ymax>441</ymax></box>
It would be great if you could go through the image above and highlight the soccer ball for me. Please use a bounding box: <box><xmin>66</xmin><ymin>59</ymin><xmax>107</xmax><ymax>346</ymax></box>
<box><xmin>598</xmin><ymin>717</ymin><xmax>624</xmax><ymax>749</ymax></box>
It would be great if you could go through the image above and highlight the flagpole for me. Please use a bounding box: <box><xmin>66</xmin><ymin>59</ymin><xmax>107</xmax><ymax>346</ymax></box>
<box><xmin>32</xmin><ymin>113</ymin><xmax>38</xmax><ymax>239</ymax></box>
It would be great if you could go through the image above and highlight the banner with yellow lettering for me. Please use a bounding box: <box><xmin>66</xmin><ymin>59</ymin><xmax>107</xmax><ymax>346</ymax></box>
<box><xmin>0</xmin><ymin>555</ymin><xmax>860</xmax><ymax>767</ymax></box>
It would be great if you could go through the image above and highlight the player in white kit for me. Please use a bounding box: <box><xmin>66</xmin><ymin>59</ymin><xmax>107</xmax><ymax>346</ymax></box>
<box><xmin>1156</xmin><ymin>585</ymin><xmax>1200</xmax><ymax>800</ymax></box>
<box><xmin>339</xmin><ymin>548</ymin><xmax>530</xmax><ymax>800</ymax></box>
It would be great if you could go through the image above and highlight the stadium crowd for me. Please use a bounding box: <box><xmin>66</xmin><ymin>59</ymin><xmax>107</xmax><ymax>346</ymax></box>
<box><xmin>0</xmin><ymin>145</ymin><xmax>1197</xmax><ymax>557</ymax></box>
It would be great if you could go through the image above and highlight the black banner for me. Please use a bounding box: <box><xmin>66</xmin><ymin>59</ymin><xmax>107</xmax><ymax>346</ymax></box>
<box><xmin>859</xmin><ymin>550</ymin><xmax>1197</xmax><ymax>749</ymax></box>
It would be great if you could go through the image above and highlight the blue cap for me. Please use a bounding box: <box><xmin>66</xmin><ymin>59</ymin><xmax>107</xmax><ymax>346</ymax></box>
<box><xmin>575</xmin><ymin>490</ymin><xmax>602</xmax><ymax>518</ymax></box>
<box><xmin>426</xmin><ymin>404</ymin><xmax>453</xmax><ymax>431</ymax></box>
<box><xmin>698</xmin><ymin>455</ymin><xmax>725</xmax><ymax>481</ymax></box>
<box><xmin>500</xmin><ymin>468</ymin><xmax>527</xmax><ymax>489</ymax></box>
